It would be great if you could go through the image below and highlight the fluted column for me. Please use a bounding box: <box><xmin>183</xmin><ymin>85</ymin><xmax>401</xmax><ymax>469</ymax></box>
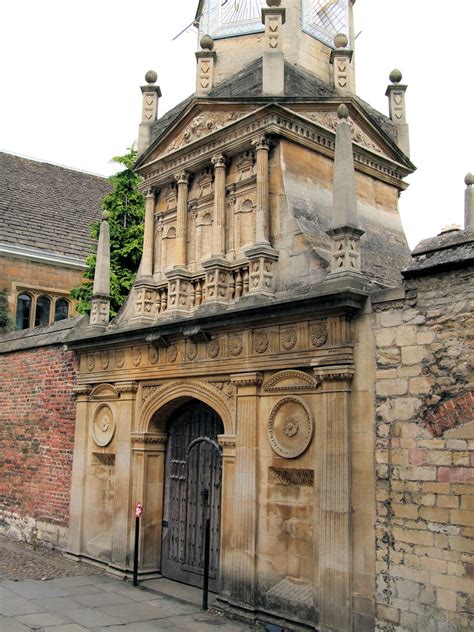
<box><xmin>68</xmin><ymin>384</ymin><xmax>92</xmax><ymax>556</ymax></box>
<box><xmin>111</xmin><ymin>381</ymin><xmax>138</xmax><ymax>569</ymax></box>
<box><xmin>212</xmin><ymin>154</ymin><xmax>227</xmax><ymax>257</ymax></box>
<box><xmin>175</xmin><ymin>171</ymin><xmax>190</xmax><ymax>267</ymax></box>
<box><xmin>141</xmin><ymin>188</ymin><xmax>156</xmax><ymax>278</ymax></box>
<box><xmin>313</xmin><ymin>366</ymin><xmax>354</xmax><ymax>632</ymax></box>
<box><xmin>252</xmin><ymin>136</ymin><xmax>270</xmax><ymax>245</ymax></box>
<box><xmin>228</xmin><ymin>372</ymin><xmax>262</xmax><ymax>605</ymax></box>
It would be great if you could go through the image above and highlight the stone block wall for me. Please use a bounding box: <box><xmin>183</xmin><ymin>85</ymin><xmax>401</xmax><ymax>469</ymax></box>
<box><xmin>0</xmin><ymin>343</ymin><xmax>77</xmax><ymax>547</ymax></box>
<box><xmin>373</xmin><ymin>267</ymin><xmax>474</xmax><ymax>632</ymax></box>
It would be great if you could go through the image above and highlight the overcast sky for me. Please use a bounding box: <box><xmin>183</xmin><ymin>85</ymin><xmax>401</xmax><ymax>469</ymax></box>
<box><xmin>1</xmin><ymin>0</ymin><xmax>472</xmax><ymax>248</ymax></box>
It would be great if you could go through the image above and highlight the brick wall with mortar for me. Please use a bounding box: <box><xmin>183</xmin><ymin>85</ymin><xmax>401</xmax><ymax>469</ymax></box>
<box><xmin>373</xmin><ymin>265</ymin><xmax>474</xmax><ymax>632</ymax></box>
<box><xmin>0</xmin><ymin>342</ymin><xmax>78</xmax><ymax>548</ymax></box>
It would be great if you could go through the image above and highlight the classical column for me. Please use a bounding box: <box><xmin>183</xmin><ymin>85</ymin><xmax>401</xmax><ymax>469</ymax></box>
<box><xmin>228</xmin><ymin>373</ymin><xmax>262</xmax><ymax>606</ymax></box>
<box><xmin>174</xmin><ymin>171</ymin><xmax>190</xmax><ymax>268</ymax></box>
<box><xmin>253</xmin><ymin>135</ymin><xmax>271</xmax><ymax>245</ymax></box>
<box><xmin>212</xmin><ymin>154</ymin><xmax>227</xmax><ymax>257</ymax></box>
<box><xmin>111</xmin><ymin>381</ymin><xmax>138</xmax><ymax>569</ymax></box>
<box><xmin>67</xmin><ymin>384</ymin><xmax>92</xmax><ymax>556</ymax></box>
<box><xmin>141</xmin><ymin>188</ymin><xmax>156</xmax><ymax>279</ymax></box>
<box><xmin>313</xmin><ymin>366</ymin><xmax>354</xmax><ymax>632</ymax></box>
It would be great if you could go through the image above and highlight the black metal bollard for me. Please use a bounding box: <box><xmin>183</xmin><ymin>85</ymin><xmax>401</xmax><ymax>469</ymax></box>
<box><xmin>201</xmin><ymin>488</ymin><xmax>211</xmax><ymax>610</ymax></box>
<box><xmin>133</xmin><ymin>515</ymin><xmax>140</xmax><ymax>587</ymax></box>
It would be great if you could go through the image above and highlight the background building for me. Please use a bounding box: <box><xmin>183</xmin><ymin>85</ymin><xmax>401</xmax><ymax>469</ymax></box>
<box><xmin>0</xmin><ymin>151</ymin><xmax>110</xmax><ymax>330</ymax></box>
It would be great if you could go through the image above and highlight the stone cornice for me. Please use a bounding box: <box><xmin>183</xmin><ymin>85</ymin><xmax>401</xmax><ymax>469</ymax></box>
<box><xmin>137</xmin><ymin>104</ymin><xmax>412</xmax><ymax>192</ymax></box>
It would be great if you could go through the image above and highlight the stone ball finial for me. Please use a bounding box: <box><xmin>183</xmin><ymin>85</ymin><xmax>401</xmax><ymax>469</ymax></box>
<box><xmin>266</xmin><ymin>0</ymin><xmax>282</xmax><ymax>6</ymax></box>
<box><xmin>389</xmin><ymin>69</ymin><xmax>403</xmax><ymax>84</ymax></box>
<box><xmin>102</xmin><ymin>210</ymin><xmax>109</xmax><ymax>221</ymax></box>
<box><xmin>465</xmin><ymin>173</ymin><xmax>474</xmax><ymax>186</ymax></box>
<box><xmin>337</xmin><ymin>104</ymin><xmax>349</xmax><ymax>120</ymax></box>
<box><xmin>334</xmin><ymin>33</ymin><xmax>348</xmax><ymax>49</ymax></box>
<box><xmin>200</xmin><ymin>34</ymin><xmax>214</xmax><ymax>50</ymax></box>
<box><xmin>145</xmin><ymin>70</ymin><xmax>158</xmax><ymax>84</ymax></box>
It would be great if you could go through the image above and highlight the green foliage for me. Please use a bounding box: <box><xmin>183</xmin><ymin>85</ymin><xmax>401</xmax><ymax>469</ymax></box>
<box><xmin>71</xmin><ymin>147</ymin><xmax>144</xmax><ymax>317</ymax></box>
<box><xmin>0</xmin><ymin>288</ymin><xmax>13</xmax><ymax>334</ymax></box>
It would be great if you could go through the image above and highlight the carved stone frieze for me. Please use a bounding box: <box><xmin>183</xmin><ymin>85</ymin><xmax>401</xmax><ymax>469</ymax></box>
<box><xmin>310</xmin><ymin>321</ymin><xmax>328</xmax><ymax>348</ymax></box>
<box><xmin>86</xmin><ymin>354</ymin><xmax>95</xmax><ymax>372</ymax></box>
<box><xmin>132</xmin><ymin>347</ymin><xmax>142</xmax><ymax>368</ymax></box>
<box><xmin>229</xmin><ymin>335</ymin><xmax>244</xmax><ymax>357</ymax></box>
<box><xmin>268</xmin><ymin>467</ymin><xmax>314</xmax><ymax>487</ymax></box>
<box><xmin>166</xmin><ymin>111</ymin><xmax>242</xmax><ymax>154</ymax></box>
<box><xmin>100</xmin><ymin>351</ymin><xmax>110</xmax><ymax>370</ymax></box>
<box><xmin>254</xmin><ymin>331</ymin><xmax>270</xmax><ymax>354</ymax></box>
<box><xmin>115</xmin><ymin>350</ymin><xmax>125</xmax><ymax>369</ymax></box>
<box><xmin>281</xmin><ymin>328</ymin><xmax>297</xmax><ymax>351</ymax></box>
<box><xmin>268</xmin><ymin>397</ymin><xmax>314</xmax><ymax>459</ymax></box>
<box><xmin>148</xmin><ymin>345</ymin><xmax>159</xmax><ymax>365</ymax></box>
<box><xmin>166</xmin><ymin>344</ymin><xmax>178</xmax><ymax>363</ymax></box>
<box><xmin>131</xmin><ymin>432</ymin><xmax>167</xmax><ymax>447</ymax></box>
<box><xmin>207</xmin><ymin>338</ymin><xmax>220</xmax><ymax>359</ymax></box>
<box><xmin>186</xmin><ymin>340</ymin><xmax>198</xmax><ymax>361</ymax></box>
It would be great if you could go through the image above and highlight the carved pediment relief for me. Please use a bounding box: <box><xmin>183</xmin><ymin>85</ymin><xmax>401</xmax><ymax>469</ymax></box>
<box><xmin>263</xmin><ymin>370</ymin><xmax>319</xmax><ymax>393</ymax></box>
<box><xmin>89</xmin><ymin>383</ymin><xmax>119</xmax><ymax>400</ymax></box>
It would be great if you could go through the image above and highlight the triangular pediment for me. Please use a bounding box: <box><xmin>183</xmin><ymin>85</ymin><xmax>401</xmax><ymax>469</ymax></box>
<box><xmin>142</xmin><ymin>101</ymin><xmax>257</xmax><ymax>165</ymax></box>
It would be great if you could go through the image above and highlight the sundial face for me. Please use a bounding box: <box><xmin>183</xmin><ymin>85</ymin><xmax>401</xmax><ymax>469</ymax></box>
<box><xmin>301</xmin><ymin>0</ymin><xmax>350</xmax><ymax>48</ymax></box>
<box><xmin>199</xmin><ymin>0</ymin><xmax>266</xmax><ymax>40</ymax></box>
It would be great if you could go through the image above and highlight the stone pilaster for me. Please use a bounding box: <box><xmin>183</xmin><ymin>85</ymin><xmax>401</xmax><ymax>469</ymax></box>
<box><xmin>217</xmin><ymin>434</ymin><xmax>237</xmax><ymax>596</ymax></box>
<box><xmin>131</xmin><ymin>432</ymin><xmax>167</xmax><ymax>574</ymax></box>
<box><xmin>312</xmin><ymin>365</ymin><xmax>354</xmax><ymax>632</ymax></box>
<box><xmin>212</xmin><ymin>154</ymin><xmax>227</xmax><ymax>257</ymax></box>
<box><xmin>111</xmin><ymin>381</ymin><xmax>138</xmax><ymax>569</ymax></box>
<box><xmin>195</xmin><ymin>35</ymin><xmax>217</xmax><ymax>96</ymax></box>
<box><xmin>174</xmin><ymin>171</ymin><xmax>190</xmax><ymax>268</ymax></box>
<box><xmin>262</xmin><ymin>1</ymin><xmax>286</xmax><ymax>96</ymax></box>
<box><xmin>252</xmin><ymin>135</ymin><xmax>271</xmax><ymax>245</ymax></box>
<box><xmin>330</xmin><ymin>34</ymin><xmax>353</xmax><ymax>94</ymax></box>
<box><xmin>138</xmin><ymin>71</ymin><xmax>162</xmax><ymax>155</ymax></box>
<box><xmin>465</xmin><ymin>173</ymin><xmax>474</xmax><ymax>230</ymax></box>
<box><xmin>386</xmin><ymin>69</ymin><xmax>410</xmax><ymax>157</ymax></box>
<box><xmin>90</xmin><ymin>211</ymin><xmax>111</xmax><ymax>327</ymax></box>
<box><xmin>140</xmin><ymin>188</ymin><xmax>156</xmax><ymax>279</ymax></box>
<box><xmin>228</xmin><ymin>372</ymin><xmax>262</xmax><ymax>606</ymax></box>
<box><xmin>68</xmin><ymin>384</ymin><xmax>92</xmax><ymax>556</ymax></box>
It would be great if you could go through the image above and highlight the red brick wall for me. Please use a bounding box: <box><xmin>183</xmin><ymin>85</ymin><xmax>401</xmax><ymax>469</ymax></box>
<box><xmin>0</xmin><ymin>345</ymin><xmax>77</xmax><ymax>529</ymax></box>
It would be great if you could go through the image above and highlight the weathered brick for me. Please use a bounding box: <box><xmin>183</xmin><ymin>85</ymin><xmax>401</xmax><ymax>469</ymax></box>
<box><xmin>450</xmin><ymin>510</ymin><xmax>474</xmax><ymax>527</ymax></box>
<box><xmin>419</xmin><ymin>507</ymin><xmax>450</xmax><ymax>523</ymax></box>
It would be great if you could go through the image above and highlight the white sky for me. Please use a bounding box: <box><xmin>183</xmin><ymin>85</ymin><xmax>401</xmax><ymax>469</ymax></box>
<box><xmin>1</xmin><ymin>0</ymin><xmax>472</xmax><ymax>249</ymax></box>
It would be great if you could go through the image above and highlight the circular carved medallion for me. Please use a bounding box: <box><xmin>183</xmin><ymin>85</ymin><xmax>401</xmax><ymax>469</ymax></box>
<box><xmin>115</xmin><ymin>350</ymin><xmax>125</xmax><ymax>368</ymax></box>
<box><xmin>167</xmin><ymin>344</ymin><xmax>178</xmax><ymax>363</ymax></box>
<box><xmin>229</xmin><ymin>335</ymin><xmax>243</xmax><ymax>357</ymax></box>
<box><xmin>254</xmin><ymin>331</ymin><xmax>269</xmax><ymax>354</ymax></box>
<box><xmin>268</xmin><ymin>397</ymin><xmax>313</xmax><ymax>459</ymax></box>
<box><xmin>310</xmin><ymin>322</ymin><xmax>328</xmax><ymax>348</ymax></box>
<box><xmin>186</xmin><ymin>340</ymin><xmax>198</xmax><ymax>361</ymax></box>
<box><xmin>132</xmin><ymin>347</ymin><xmax>142</xmax><ymax>367</ymax></box>
<box><xmin>281</xmin><ymin>328</ymin><xmax>297</xmax><ymax>351</ymax></box>
<box><xmin>92</xmin><ymin>405</ymin><xmax>115</xmax><ymax>447</ymax></box>
<box><xmin>148</xmin><ymin>346</ymin><xmax>159</xmax><ymax>365</ymax></box>
<box><xmin>208</xmin><ymin>339</ymin><xmax>220</xmax><ymax>359</ymax></box>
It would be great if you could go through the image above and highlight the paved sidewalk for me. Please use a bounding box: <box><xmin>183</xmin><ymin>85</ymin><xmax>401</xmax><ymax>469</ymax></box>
<box><xmin>0</xmin><ymin>537</ymin><xmax>256</xmax><ymax>631</ymax></box>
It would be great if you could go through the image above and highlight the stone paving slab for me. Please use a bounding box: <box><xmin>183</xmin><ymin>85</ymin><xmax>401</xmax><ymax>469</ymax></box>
<box><xmin>0</xmin><ymin>536</ymin><xmax>259</xmax><ymax>631</ymax></box>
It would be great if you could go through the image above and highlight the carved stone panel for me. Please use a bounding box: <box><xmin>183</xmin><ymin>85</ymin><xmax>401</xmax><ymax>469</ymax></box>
<box><xmin>268</xmin><ymin>397</ymin><xmax>314</xmax><ymax>459</ymax></box>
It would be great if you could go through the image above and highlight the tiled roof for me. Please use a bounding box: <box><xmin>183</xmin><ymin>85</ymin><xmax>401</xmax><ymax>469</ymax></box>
<box><xmin>403</xmin><ymin>229</ymin><xmax>474</xmax><ymax>277</ymax></box>
<box><xmin>0</xmin><ymin>152</ymin><xmax>111</xmax><ymax>261</ymax></box>
<box><xmin>147</xmin><ymin>58</ymin><xmax>398</xmax><ymax>149</ymax></box>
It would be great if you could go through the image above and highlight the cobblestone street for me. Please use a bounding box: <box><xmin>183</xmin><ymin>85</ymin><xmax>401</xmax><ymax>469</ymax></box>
<box><xmin>0</xmin><ymin>536</ymin><xmax>257</xmax><ymax>631</ymax></box>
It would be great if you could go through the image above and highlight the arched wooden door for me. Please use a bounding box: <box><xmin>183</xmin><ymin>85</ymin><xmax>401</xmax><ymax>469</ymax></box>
<box><xmin>161</xmin><ymin>401</ymin><xmax>223</xmax><ymax>591</ymax></box>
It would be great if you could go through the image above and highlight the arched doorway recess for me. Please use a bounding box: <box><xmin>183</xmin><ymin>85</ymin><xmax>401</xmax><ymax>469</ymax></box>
<box><xmin>161</xmin><ymin>400</ymin><xmax>224</xmax><ymax>591</ymax></box>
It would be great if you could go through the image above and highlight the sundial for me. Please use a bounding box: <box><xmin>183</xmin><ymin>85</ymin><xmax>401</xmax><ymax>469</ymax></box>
<box><xmin>301</xmin><ymin>0</ymin><xmax>350</xmax><ymax>48</ymax></box>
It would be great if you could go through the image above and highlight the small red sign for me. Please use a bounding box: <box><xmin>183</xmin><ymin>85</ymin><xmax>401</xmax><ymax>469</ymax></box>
<box><xmin>135</xmin><ymin>502</ymin><xmax>143</xmax><ymax>518</ymax></box>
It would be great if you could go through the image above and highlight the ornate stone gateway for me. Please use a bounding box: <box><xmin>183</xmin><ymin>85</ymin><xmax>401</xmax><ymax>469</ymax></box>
<box><xmin>161</xmin><ymin>402</ymin><xmax>224</xmax><ymax>591</ymax></box>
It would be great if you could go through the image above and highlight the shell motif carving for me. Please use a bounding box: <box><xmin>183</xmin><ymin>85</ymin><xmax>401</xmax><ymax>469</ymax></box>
<box><xmin>281</xmin><ymin>328</ymin><xmax>297</xmax><ymax>351</ymax></box>
<box><xmin>229</xmin><ymin>335</ymin><xmax>244</xmax><ymax>357</ymax></box>
<box><xmin>207</xmin><ymin>339</ymin><xmax>220</xmax><ymax>359</ymax></box>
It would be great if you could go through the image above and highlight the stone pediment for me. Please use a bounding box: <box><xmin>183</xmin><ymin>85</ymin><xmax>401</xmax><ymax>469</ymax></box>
<box><xmin>89</xmin><ymin>383</ymin><xmax>118</xmax><ymax>400</ymax></box>
<box><xmin>149</xmin><ymin>104</ymin><xmax>255</xmax><ymax>162</ymax></box>
<box><xmin>263</xmin><ymin>370</ymin><xmax>319</xmax><ymax>393</ymax></box>
<box><xmin>290</xmin><ymin>106</ymin><xmax>393</xmax><ymax>160</ymax></box>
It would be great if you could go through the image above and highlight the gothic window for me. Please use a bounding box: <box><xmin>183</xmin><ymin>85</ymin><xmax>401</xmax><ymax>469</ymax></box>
<box><xmin>15</xmin><ymin>293</ymin><xmax>32</xmax><ymax>330</ymax></box>
<box><xmin>34</xmin><ymin>295</ymin><xmax>51</xmax><ymax>327</ymax></box>
<box><xmin>54</xmin><ymin>298</ymin><xmax>69</xmax><ymax>322</ymax></box>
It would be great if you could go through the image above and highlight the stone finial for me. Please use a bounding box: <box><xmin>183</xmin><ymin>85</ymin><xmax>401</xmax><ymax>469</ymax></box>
<box><xmin>465</xmin><ymin>172</ymin><xmax>474</xmax><ymax>230</ymax></box>
<box><xmin>385</xmin><ymin>69</ymin><xmax>410</xmax><ymax>157</ymax></box>
<box><xmin>195</xmin><ymin>34</ymin><xmax>217</xmax><ymax>96</ymax></box>
<box><xmin>90</xmin><ymin>210</ymin><xmax>111</xmax><ymax>327</ymax></box>
<box><xmin>326</xmin><ymin>104</ymin><xmax>365</xmax><ymax>276</ymax></box>
<box><xmin>262</xmin><ymin>0</ymin><xmax>286</xmax><ymax>96</ymax></box>
<box><xmin>138</xmin><ymin>70</ymin><xmax>162</xmax><ymax>155</ymax></box>
<box><xmin>330</xmin><ymin>35</ymin><xmax>354</xmax><ymax>94</ymax></box>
